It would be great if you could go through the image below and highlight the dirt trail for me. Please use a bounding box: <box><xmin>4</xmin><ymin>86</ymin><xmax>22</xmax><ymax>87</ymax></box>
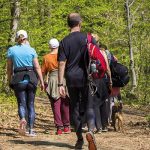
<box><xmin>0</xmin><ymin>98</ymin><xmax>150</xmax><ymax>150</ymax></box>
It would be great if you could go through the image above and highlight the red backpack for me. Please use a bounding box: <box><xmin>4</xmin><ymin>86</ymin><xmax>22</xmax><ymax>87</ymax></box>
<box><xmin>87</xmin><ymin>33</ymin><xmax>107</xmax><ymax>79</ymax></box>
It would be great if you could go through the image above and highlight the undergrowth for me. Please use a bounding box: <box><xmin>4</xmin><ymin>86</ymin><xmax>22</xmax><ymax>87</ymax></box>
<box><xmin>0</xmin><ymin>93</ymin><xmax>16</xmax><ymax>105</ymax></box>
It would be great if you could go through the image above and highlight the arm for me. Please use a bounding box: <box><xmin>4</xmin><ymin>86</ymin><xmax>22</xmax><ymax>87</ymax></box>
<box><xmin>101</xmin><ymin>51</ymin><xmax>112</xmax><ymax>85</ymax></box>
<box><xmin>57</xmin><ymin>40</ymin><xmax>67</xmax><ymax>97</ymax></box>
<box><xmin>7</xmin><ymin>58</ymin><xmax>13</xmax><ymax>84</ymax></box>
<box><xmin>41</xmin><ymin>57</ymin><xmax>49</xmax><ymax>90</ymax></box>
<box><xmin>58</xmin><ymin>60</ymin><xmax>66</xmax><ymax>98</ymax></box>
<box><xmin>113</xmin><ymin>55</ymin><xmax>118</xmax><ymax>62</ymax></box>
<box><xmin>58</xmin><ymin>61</ymin><xmax>66</xmax><ymax>84</ymax></box>
<box><xmin>41</xmin><ymin>57</ymin><xmax>48</xmax><ymax>81</ymax></box>
<box><xmin>33</xmin><ymin>58</ymin><xmax>44</xmax><ymax>91</ymax></box>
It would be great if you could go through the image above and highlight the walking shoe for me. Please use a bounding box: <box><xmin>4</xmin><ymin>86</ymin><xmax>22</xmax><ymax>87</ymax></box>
<box><xmin>86</xmin><ymin>131</ymin><xmax>97</xmax><ymax>150</ymax></box>
<box><xmin>82</xmin><ymin>126</ymin><xmax>88</xmax><ymax>132</ymax></box>
<box><xmin>102</xmin><ymin>127</ymin><xmax>108</xmax><ymax>132</ymax></box>
<box><xmin>56</xmin><ymin>129</ymin><xmax>63</xmax><ymax>135</ymax></box>
<box><xmin>64</xmin><ymin>126</ymin><xmax>71</xmax><ymax>134</ymax></box>
<box><xmin>95</xmin><ymin>128</ymin><xmax>102</xmax><ymax>134</ymax></box>
<box><xmin>18</xmin><ymin>119</ymin><xmax>27</xmax><ymax>136</ymax></box>
<box><xmin>25</xmin><ymin>129</ymin><xmax>29</xmax><ymax>134</ymax></box>
<box><xmin>26</xmin><ymin>129</ymin><xmax>36</xmax><ymax>137</ymax></box>
<box><xmin>75</xmin><ymin>138</ymin><xmax>84</xmax><ymax>149</ymax></box>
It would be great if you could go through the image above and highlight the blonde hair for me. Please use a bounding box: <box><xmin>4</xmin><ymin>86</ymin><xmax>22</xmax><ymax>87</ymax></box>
<box><xmin>91</xmin><ymin>33</ymin><xmax>100</xmax><ymax>43</ymax></box>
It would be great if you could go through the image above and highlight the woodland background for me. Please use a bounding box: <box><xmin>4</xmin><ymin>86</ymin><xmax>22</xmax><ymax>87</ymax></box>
<box><xmin>0</xmin><ymin>0</ymin><xmax>150</xmax><ymax>106</ymax></box>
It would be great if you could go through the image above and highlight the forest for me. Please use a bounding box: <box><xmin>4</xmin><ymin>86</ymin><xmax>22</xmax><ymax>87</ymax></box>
<box><xmin>0</xmin><ymin>0</ymin><xmax>150</xmax><ymax>104</ymax></box>
<box><xmin>0</xmin><ymin>1</ymin><xmax>150</xmax><ymax>150</ymax></box>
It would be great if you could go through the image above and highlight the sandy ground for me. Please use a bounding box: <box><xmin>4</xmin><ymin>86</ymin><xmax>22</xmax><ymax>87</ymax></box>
<box><xmin>0</xmin><ymin>98</ymin><xmax>150</xmax><ymax>150</ymax></box>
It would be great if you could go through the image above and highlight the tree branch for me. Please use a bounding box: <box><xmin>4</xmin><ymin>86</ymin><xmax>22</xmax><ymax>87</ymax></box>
<box><xmin>132</xmin><ymin>5</ymin><xmax>141</xmax><ymax>16</ymax></box>
<box><xmin>129</xmin><ymin>0</ymin><xmax>135</xmax><ymax>8</ymax></box>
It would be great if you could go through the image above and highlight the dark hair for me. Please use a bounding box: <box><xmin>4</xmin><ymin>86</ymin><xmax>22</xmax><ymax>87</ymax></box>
<box><xmin>67</xmin><ymin>13</ymin><xmax>82</xmax><ymax>28</ymax></box>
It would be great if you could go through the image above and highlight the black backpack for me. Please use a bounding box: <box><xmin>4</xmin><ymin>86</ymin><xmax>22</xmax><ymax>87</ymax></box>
<box><xmin>110</xmin><ymin>61</ymin><xmax>130</xmax><ymax>87</ymax></box>
<box><xmin>105</xmin><ymin>50</ymin><xmax>130</xmax><ymax>87</ymax></box>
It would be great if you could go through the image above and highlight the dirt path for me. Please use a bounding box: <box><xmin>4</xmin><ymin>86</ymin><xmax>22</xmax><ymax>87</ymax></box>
<box><xmin>0</xmin><ymin>98</ymin><xmax>150</xmax><ymax>150</ymax></box>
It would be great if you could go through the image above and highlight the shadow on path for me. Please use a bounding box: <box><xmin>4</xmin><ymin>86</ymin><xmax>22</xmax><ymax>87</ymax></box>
<box><xmin>123</xmin><ymin>107</ymin><xmax>147</xmax><ymax>117</ymax></box>
<box><xmin>9</xmin><ymin>140</ymin><xmax>75</xmax><ymax>149</ymax></box>
<box><xmin>0</xmin><ymin>132</ymin><xmax>16</xmax><ymax>137</ymax></box>
<box><xmin>0</xmin><ymin>127</ymin><xmax>18</xmax><ymax>138</ymax></box>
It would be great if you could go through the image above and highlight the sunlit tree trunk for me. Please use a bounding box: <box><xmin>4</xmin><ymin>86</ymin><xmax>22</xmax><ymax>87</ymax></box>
<box><xmin>8</xmin><ymin>0</ymin><xmax>20</xmax><ymax>45</ymax></box>
<box><xmin>1</xmin><ymin>0</ymin><xmax>20</xmax><ymax>93</ymax></box>
<box><xmin>125</xmin><ymin>0</ymin><xmax>137</xmax><ymax>93</ymax></box>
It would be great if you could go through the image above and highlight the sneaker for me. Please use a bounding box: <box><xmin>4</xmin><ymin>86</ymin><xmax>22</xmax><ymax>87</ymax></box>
<box><xmin>25</xmin><ymin>126</ymin><xmax>30</xmax><ymax>134</ymax></box>
<box><xmin>75</xmin><ymin>138</ymin><xmax>84</xmax><ymax>149</ymax></box>
<box><xmin>25</xmin><ymin>129</ymin><xmax>29</xmax><ymax>134</ymax></box>
<box><xmin>82</xmin><ymin>126</ymin><xmax>88</xmax><ymax>132</ymax></box>
<box><xmin>18</xmin><ymin>119</ymin><xmax>27</xmax><ymax>136</ymax></box>
<box><xmin>64</xmin><ymin>126</ymin><xmax>71</xmax><ymax>134</ymax></box>
<box><xmin>95</xmin><ymin>128</ymin><xmax>102</xmax><ymax>134</ymax></box>
<box><xmin>102</xmin><ymin>127</ymin><xmax>108</xmax><ymax>132</ymax></box>
<box><xmin>56</xmin><ymin>129</ymin><xmax>63</xmax><ymax>135</ymax></box>
<box><xmin>86</xmin><ymin>131</ymin><xmax>97</xmax><ymax>150</ymax></box>
<box><xmin>26</xmin><ymin>129</ymin><xmax>36</xmax><ymax>137</ymax></box>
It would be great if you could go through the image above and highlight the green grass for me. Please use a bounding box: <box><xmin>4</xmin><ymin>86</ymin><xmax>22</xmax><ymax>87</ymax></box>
<box><xmin>0</xmin><ymin>93</ymin><xmax>16</xmax><ymax>105</ymax></box>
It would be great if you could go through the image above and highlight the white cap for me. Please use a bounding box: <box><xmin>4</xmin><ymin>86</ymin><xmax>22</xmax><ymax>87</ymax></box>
<box><xmin>16</xmin><ymin>30</ymin><xmax>28</xmax><ymax>39</ymax></box>
<box><xmin>49</xmin><ymin>38</ymin><xmax>59</xmax><ymax>48</ymax></box>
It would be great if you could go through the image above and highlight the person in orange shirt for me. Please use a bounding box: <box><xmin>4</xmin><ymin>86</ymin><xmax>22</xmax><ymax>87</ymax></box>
<box><xmin>41</xmin><ymin>38</ymin><xmax>70</xmax><ymax>135</ymax></box>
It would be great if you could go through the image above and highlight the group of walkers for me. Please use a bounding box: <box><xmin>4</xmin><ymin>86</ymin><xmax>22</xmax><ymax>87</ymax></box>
<box><xmin>7</xmin><ymin>13</ymin><xmax>122</xmax><ymax>150</ymax></box>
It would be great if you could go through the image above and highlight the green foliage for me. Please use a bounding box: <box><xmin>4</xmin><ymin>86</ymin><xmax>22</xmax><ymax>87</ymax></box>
<box><xmin>0</xmin><ymin>93</ymin><xmax>16</xmax><ymax>106</ymax></box>
<box><xmin>0</xmin><ymin>0</ymin><xmax>150</xmax><ymax>105</ymax></box>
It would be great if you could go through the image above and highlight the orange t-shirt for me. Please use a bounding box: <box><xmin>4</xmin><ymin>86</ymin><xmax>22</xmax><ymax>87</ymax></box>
<box><xmin>41</xmin><ymin>53</ymin><xmax>58</xmax><ymax>74</ymax></box>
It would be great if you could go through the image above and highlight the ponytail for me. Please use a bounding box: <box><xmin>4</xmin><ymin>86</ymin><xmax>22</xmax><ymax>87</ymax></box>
<box><xmin>17</xmin><ymin>34</ymin><xmax>25</xmax><ymax>44</ymax></box>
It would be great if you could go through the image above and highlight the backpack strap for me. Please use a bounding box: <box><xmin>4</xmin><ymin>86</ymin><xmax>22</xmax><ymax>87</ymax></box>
<box><xmin>87</xmin><ymin>33</ymin><xmax>95</xmax><ymax>58</ymax></box>
<box><xmin>86</xmin><ymin>33</ymin><xmax>97</xmax><ymax>96</ymax></box>
<box><xmin>86</xmin><ymin>33</ymin><xmax>92</xmax><ymax>73</ymax></box>
<box><xmin>91</xmin><ymin>45</ymin><xmax>95</xmax><ymax>57</ymax></box>
<box><xmin>87</xmin><ymin>33</ymin><xmax>92</xmax><ymax>43</ymax></box>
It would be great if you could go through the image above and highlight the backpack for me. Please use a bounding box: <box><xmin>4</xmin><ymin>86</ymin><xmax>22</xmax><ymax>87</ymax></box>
<box><xmin>105</xmin><ymin>50</ymin><xmax>130</xmax><ymax>87</ymax></box>
<box><xmin>87</xmin><ymin>33</ymin><xmax>107</xmax><ymax>79</ymax></box>
<box><xmin>110</xmin><ymin>58</ymin><xmax>130</xmax><ymax>87</ymax></box>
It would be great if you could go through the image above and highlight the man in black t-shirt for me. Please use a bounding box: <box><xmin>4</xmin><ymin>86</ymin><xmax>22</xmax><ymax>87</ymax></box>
<box><xmin>58</xmin><ymin>31</ymin><xmax>87</xmax><ymax>87</ymax></box>
<box><xmin>58</xmin><ymin>13</ymin><xmax>97</xmax><ymax>150</ymax></box>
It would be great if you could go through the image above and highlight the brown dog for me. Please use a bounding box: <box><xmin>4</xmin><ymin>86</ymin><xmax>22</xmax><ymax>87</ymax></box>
<box><xmin>111</xmin><ymin>101</ymin><xmax>124</xmax><ymax>132</ymax></box>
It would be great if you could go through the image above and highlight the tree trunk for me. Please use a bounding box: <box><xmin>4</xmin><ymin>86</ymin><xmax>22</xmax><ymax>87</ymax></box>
<box><xmin>125</xmin><ymin>0</ymin><xmax>137</xmax><ymax>93</ymax></box>
<box><xmin>37</xmin><ymin>0</ymin><xmax>51</xmax><ymax>25</ymax></box>
<box><xmin>8</xmin><ymin>0</ymin><xmax>20</xmax><ymax>45</ymax></box>
<box><xmin>1</xmin><ymin>0</ymin><xmax>20</xmax><ymax>93</ymax></box>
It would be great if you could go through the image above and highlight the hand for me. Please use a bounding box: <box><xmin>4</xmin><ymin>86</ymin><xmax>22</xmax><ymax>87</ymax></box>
<box><xmin>58</xmin><ymin>86</ymin><xmax>66</xmax><ymax>98</ymax></box>
<box><xmin>40</xmin><ymin>82</ymin><xmax>45</xmax><ymax>91</ymax></box>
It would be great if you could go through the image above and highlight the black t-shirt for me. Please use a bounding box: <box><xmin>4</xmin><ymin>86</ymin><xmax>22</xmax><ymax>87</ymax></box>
<box><xmin>58</xmin><ymin>32</ymin><xmax>88</xmax><ymax>87</ymax></box>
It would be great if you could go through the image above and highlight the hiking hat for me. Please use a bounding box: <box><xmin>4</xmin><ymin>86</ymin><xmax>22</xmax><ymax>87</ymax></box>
<box><xmin>16</xmin><ymin>30</ymin><xmax>28</xmax><ymax>39</ymax></box>
<box><xmin>49</xmin><ymin>38</ymin><xmax>59</xmax><ymax>48</ymax></box>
